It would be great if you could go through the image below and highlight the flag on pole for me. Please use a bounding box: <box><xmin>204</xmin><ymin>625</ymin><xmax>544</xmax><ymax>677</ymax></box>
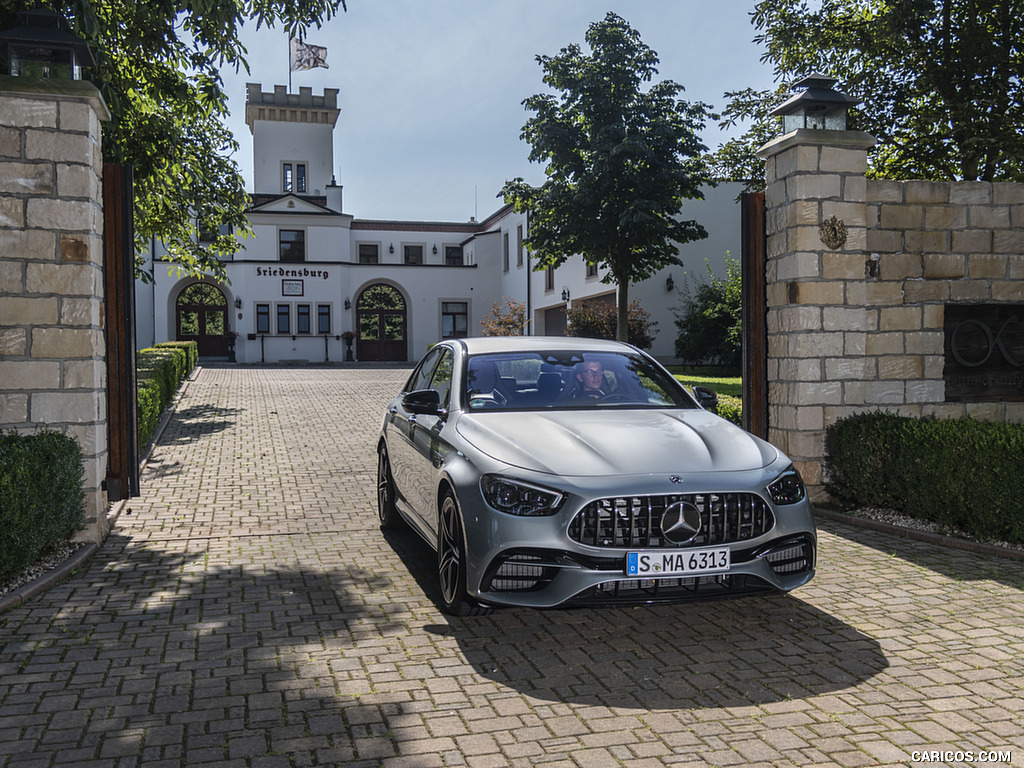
<box><xmin>289</xmin><ymin>37</ymin><xmax>329</xmax><ymax>71</ymax></box>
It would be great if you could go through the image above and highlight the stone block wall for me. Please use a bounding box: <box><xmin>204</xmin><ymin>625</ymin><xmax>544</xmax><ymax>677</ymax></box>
<box><xmin>0</xmin><ymin>78</ymin><xmax>111</xmax><ymax>541</ymax></box>
<box><xmin>758</xmin><ymin>129</ymin><xmax>1024</xmax><ymax>497</ymax></box>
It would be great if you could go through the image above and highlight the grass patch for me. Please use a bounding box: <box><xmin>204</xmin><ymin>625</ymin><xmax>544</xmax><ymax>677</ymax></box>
<box><xmin>666</xmin><ymin>366</ymin><xmax>742</xmax><ymax>397</ymax></box>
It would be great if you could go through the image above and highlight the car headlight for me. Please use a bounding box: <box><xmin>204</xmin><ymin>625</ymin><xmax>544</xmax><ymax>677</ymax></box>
<box><xmin>767</xmin><ymin>466</ymin><xmax>806</xmax><ymax>505</ymax></box>
<box><xmin>480</xmin><ymin>475</ymin><xmax>565</xmax><ymax>517</ymax></box>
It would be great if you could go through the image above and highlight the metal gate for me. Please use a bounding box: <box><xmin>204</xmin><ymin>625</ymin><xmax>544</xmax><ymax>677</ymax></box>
<box><xmin>741</xmin><ymin>192</ymin><xmax>768</xmax><ymax>439</ymax></box>
<box><xmin>103</xmin><ymin>164</ymin><xmax>139</xmax><ymax>501</ymax></box>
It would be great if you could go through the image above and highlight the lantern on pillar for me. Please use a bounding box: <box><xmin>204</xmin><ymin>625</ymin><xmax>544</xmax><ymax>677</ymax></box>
<box><xmin>770</xmin><ymin>74</ymin><xmax>858</xmax><ymax>134</ymax></box>
<box><xmin>0</xmin><ymin>8</ymin><xmax>96</xmax><ymax>80</ymax></box>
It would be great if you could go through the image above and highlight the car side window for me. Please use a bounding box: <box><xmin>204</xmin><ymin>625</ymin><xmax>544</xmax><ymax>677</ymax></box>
<box><xmin>429</xmin><ymin>348</ymin><xmax>454</xmax><ymax>409</ymax></box>
<box><xmin>405</xmin><ymin>347</ymin><xmax>443</xmax><ymax>393</ymax></box>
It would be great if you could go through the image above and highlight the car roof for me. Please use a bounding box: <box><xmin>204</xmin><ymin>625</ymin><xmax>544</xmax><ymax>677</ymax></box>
<box><xmin>453</xmin><ymin>336</ymin><xmax>638</xmax><ymax>356</ymax></box>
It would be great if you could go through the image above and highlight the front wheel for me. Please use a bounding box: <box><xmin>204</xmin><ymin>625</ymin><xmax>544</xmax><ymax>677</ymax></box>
<box><xmin>437</xmin><ymin>490</ymin><xmax>489</xmax><ymax>616</ymax></box>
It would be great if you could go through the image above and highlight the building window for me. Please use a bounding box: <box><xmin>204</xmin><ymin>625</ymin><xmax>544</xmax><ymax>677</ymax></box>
<box><xmin>279</xmin><ymin>230</ymin><xmax>305</xmax><ymax>262</ymax></box>
<box><xmin>283</xmin><ymin>162</ymin><xmax>307</xmax><ymax>193</ymax></box>
<box><xmin>256</xmin><ymin>303</ymin><xmax>270</xmax><ymax>334</ymax></box>
<box><xmin>445</xmin><ymin>246</ymin><xmax>464</xmax><ymax>266</ymax></box>
<box><xmin>516</xmin><ymin>224</ymin><xmax>524</xmax><ymax>267</ymax></box>
<box><xmin>586</xmin><ymin>261</ymin><xmax>598</xmax><ymax>278</ymax></box>
<box><xmin>503</xmin><ymin>232</ymin><xmax>510</xmax><ymax>272</ymax></box>
<box><xmin>297</xmin><ymin>304</ymin><xmax>311</xmax><ymax>334</ymax></box>
<box><xmin>277</xmin><ymin>304</ymin><xmax>290</xmax><ymax>334</ymax></box>
<box><xmin>317</xmin><ymin>304</ymin><xmax>331</xmax><ymax>334</ymax></box>
<box><xmin>198</xmin><ymin>222</ymin><xmax>232</xmax><ymax>243</ymax></box>
<box><xmin>358</xmin><ymin>244</ymin><xmax>379</xmax><ymax>264</ymax></box>
<box><xmin>545</xmin><ymin>265</ymin><xmax>555</xmax><ymax>291</ymax></box>
<box><xmin>441</xmin><ymin>302</ymin><xmax>468</xmax><ymax>338</ymax></box>
<box><xmin>404</xmin><ymin>245</ymin><xmax>423</xmax><ymax>265</ymax></box>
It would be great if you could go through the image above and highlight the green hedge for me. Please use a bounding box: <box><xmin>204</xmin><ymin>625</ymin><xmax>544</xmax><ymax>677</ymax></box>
<box><xmin>715</xmin><ymin>394</ymin><xmax>742</xmax><ymax>426</ymax></box>
<box><xmin>137</xmin><ymin>341</ymin><xmax>197</xmax><ymax>449</ymax></box>
<box><xmin>0</xmin><ymin>431</ymin><xmax>85</xmax><ymax>584</ymax></box>
<box><xmin>825</xmin><ymin>412</ymin><xmax>1024</xmax><ymax>545</ymax></box>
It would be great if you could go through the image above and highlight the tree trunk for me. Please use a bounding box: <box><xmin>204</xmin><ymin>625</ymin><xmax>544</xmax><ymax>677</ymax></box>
<box><xmin>616</xmin><ymin>278</ymin><xmax>629</xmax><ymax>343</ymax></box>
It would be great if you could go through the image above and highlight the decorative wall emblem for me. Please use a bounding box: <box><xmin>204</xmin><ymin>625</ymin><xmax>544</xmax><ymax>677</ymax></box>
<box><xmin>818</xmin><ymin>215</ymin><xmax>848</xmax><ymax>250</ymax></box>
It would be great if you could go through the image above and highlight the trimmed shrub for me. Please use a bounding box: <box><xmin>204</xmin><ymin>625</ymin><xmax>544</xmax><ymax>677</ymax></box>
<box><xmin>825</xmin><ymin>412</ymin><xmax>1024</xmax><ymax>544</ymax></box>
<box><xmin>0</xmin><ymin>431</ymin><xmax>85</xmax><ymax>583</ymax></box>
<box><xmin>715</xmin><ymin>394</ymin><xmax>742</xmax><ymax>426</ymax></box>
<box><xmin>137</xmin><ymin>342</ymin><xmax>197</xmax><ymax>449</ymax></box>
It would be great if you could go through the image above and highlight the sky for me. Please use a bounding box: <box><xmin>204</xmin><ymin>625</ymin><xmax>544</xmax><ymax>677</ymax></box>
<box><xmin>220</xmin><ymin>1</ymin><xmax>778</xmax><ymax>223</ymax></box>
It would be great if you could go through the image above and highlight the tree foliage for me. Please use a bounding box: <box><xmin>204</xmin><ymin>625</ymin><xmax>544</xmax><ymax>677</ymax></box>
<box><xmin>674</xmin><ymin>256</ymin><xmax>742</xmax><ymax>369</ymax></box>
<box><xmin>502</xmin><ymin>12</ymin><xmax>711</xmax><ymax>342</ymax></box>
<box><xmin>729</xmin><ymin>0</ymin><xmax>1024</xmax><ymax>185</ymax></box>
<box><xmin>0</xmin><ymin>0</ymin><xmax>347</xmax><ymax>281</ymax></box>
<box><xmin>480</xmin><ymin>298</ymin><xmax>527</xmax><ymax>336</ymax></box>
<box><xmin>705</xmin><ymin>85</ymin><xmax>789</xmax><ymax>193</ymax></box>
<box><xmin>566</xmin><ymin>299</ymin><xmax>657</xmax><ymax>349</ymax></box>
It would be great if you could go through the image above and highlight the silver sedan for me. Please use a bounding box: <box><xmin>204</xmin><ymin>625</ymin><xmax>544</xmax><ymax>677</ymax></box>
<box><xmin>377</xmin><ymin>337</ymin><xmax>816</xmax><ymax>615</ymax></box>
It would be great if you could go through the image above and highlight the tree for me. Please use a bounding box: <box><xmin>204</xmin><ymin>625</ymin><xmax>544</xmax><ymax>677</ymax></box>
<box><xmin>705</xmin><ymin>86</ymin><xmax>788</xmax><ymax>193</ymax></box>
<box><xmin>0</xmin><ymin>0</ymin><xmax>347</xmax><ymax>282</ymax></box>
<box><xmin>501</xmin><ymin>12</ymin><xmax>712</xmax><ymax>342</ymax></box>
<box><xmin>748</xmin><ymin>0</ymin><xmax>1024</xmax><ymax>183</ymax></box>
<box><xmin>673</xmin><ymin>256</ymin><xmax>742</xmax><ymax>369</ymax></box>
<box><xmin>480</xmin><ymin>298</ymin><xmax>527</xmax><ymax>336</ymax></box>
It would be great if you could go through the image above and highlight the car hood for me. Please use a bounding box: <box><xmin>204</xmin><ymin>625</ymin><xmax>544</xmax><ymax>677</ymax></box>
<box><xmin>454</xmin><ymin>409</ymin><xmax>779</xmax><ymax>476</ymax></box>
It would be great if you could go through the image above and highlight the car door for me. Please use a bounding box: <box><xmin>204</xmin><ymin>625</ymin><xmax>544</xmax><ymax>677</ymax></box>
<box><xmin>388</xmin><ymin>347</ymin><xmax>443</xmax><ymax>522</ymax></box>
<box><xmin>406</xmin><ymin>347</ymin><xmax>455</xmax><ymax>532</ymax></box>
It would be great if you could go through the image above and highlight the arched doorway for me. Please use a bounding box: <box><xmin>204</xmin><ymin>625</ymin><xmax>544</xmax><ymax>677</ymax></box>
<box><xmin>176</xmin><ymin>283</ymin><xmax>229</xmax><ymax>357</ymax></box>
<box><xmin>357</xmin><ymin>284</ymin><xmax>407</xmax><ymax>362</ymax></box>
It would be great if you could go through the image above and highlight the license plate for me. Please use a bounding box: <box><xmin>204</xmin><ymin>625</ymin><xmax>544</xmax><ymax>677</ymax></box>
<box><xmin>626</xmin><ymin>547</ymin><xmax>730</xmax><ymax>577</ymax></box>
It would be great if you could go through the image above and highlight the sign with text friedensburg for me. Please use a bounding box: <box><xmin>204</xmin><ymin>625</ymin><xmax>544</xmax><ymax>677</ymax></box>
<box><xmin>944</xmin><ymin>304</ymin><xmax>1024</xmax><ymax>402</ymax></box>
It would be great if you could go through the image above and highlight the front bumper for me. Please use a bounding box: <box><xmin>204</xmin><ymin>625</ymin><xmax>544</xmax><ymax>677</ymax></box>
<box><xmin>454</xmin><ymin>470</ymin><xmax>817</xmax><ymax>609</ymax></box>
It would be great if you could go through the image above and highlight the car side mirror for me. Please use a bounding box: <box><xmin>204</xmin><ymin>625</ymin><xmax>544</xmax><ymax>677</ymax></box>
<box><xmin>403</xmin><ymin>389</ymin><xmax>441</xmax><ymax>415</ymax></box>
<box><xmin>692</xmin><ymin>386</ymin><xmax>718</xmax><ymax>411</ymax></box>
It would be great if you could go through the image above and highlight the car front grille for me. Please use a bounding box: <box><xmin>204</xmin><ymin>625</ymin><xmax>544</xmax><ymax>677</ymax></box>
<box><xmin>568</xmin><ymin>493</ymin><xmax>774</xmax><ymax>548</ymax></box>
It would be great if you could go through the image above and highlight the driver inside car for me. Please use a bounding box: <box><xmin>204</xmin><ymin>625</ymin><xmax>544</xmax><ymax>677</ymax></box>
<box><xmin>562</xmin><ymin>360</ymin><xmax>609</xmax><ymax>399</ymax></box>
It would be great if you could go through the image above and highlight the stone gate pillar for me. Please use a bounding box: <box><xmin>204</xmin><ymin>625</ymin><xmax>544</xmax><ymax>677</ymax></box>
<box><xmin>0</xmin><ymin>77</ymin><xmax>111</xmax><ymax>541</ymax></box>
<box><xmin>757</xmin><ymin>127</ymin><xmax>876</xmax><ymax>497</ymax></box>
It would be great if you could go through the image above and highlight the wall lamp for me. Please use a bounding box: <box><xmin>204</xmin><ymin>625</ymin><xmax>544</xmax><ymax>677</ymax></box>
<box><xmin>388</xmin><ymin>243</ymin><xmax>394</xmax><ymax>254</ymax></box>
<box><xmin>665</xmin><ymin>275</ymin><xmax>675</xmax><ymax>292</ymax></box>
<box><xmin>561</xmin><ymin>287</ymin><xmax>570</xmax><ymax>302</ymax></box>
<box><xmin>344</xmin><ymin>298</ymin><xmax>352</xmax><ymax>310</ymax></box>
<box><xmin>234</xmin><ymin>297</ymin><xmax>243</xmax><ymax>309</ymax></box>
<box><xmin>432</xmin><ymin>244</ymin><xmax>438</xmax><ymax>255</ymax></box>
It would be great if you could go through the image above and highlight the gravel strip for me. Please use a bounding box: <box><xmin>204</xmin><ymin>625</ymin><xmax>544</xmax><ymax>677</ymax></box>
<box><xmin>0</xmin><ymin>542</ymin><xmax>86</xmax><ymax>599</ymax></box>
<box><xmin>840</xmin><ymin>506</ymin><xmax>1024</xmax><ymax>553</ymax></box>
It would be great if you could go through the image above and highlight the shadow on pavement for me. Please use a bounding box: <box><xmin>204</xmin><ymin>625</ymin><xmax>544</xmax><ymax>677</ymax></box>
<box><xmin>383</xmin><ymin>523</ymin><xmax>889</xmax><ymax>711</ymax></box>
<box><xmin>163</xmin><ymin>404</ymin><xmax>244</xmax><ymax>445</ymax></box>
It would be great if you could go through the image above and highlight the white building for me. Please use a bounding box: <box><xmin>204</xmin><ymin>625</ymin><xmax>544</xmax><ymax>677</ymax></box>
<box><xmin>135</xmin><ymin>83</ymin><xmax>742</xmax><ymax>364</ymax></box>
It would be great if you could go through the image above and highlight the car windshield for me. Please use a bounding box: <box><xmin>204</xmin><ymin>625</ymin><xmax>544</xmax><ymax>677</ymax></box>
<box><xmin>463</xmin><ymin>350</ymin><xmax>698</xmax><ymax>411</ymax></box>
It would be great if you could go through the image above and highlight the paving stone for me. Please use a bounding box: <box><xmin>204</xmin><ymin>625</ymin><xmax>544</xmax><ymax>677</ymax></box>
<box><xmin>1</xmin><ymin>365</ymin><xmax>1023</xmax><ymax>767</ymax></box>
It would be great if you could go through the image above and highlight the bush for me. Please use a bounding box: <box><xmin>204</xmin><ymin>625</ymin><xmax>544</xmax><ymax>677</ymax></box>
<box><xmin>137</xmin><ymin>342</ymin><xmax>197</xmax><ymax>449</ymax></box>
<box><xmin>480</xmin><ymin>298</ymin><xmax>527</xmax><ymax>336</ymax></box>
<box><xmin>566</xmin><ymin>299</ymin><xmax>657</xmax><ymax>349</ymax></box>
<box><xmin>715</xmin><ymin>394</ymin><xmax>742</xmax><ymax>426</ymax></box>
<box><xmin>825</xmin><ymin>412</ymin><xmax>1024</xmax><ymax>544</ymax></box>
<box><xmin>674</xmin><ymin>256</ymin><xmax>741</xmax><ymax>367</ymax></box>
<box><xmin>0</xmin><ymin>431</ymin><xmax>85</xmax><ymax>583</ymax></box>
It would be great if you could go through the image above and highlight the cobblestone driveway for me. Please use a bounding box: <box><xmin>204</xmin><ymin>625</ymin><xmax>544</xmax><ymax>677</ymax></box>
<box><xmin>1</xmin><ymin>366</ymin><xmax>1022</xmax><ymax>767</ymax></box>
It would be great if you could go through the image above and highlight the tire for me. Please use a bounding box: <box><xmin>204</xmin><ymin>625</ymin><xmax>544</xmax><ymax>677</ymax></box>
<box><xmin>437</xmin><ymin>490</ymin><xmax>490</xmax><ymax>616</ymax></box>
<box><xmin>377</xmin><ymin>445</ymin><xmax>401</xmax><ymax>530</ymax></box>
